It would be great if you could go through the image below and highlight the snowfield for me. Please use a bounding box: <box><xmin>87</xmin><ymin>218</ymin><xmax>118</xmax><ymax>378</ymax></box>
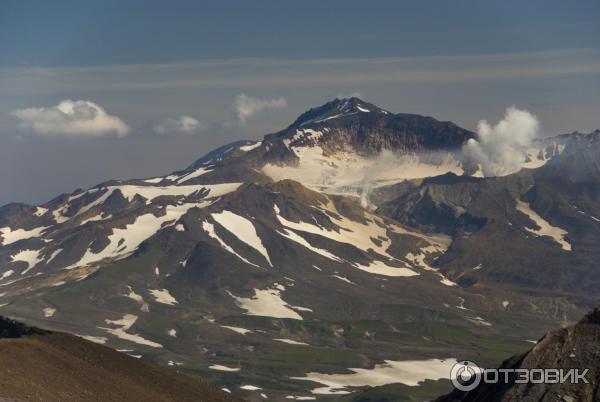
<box><xmin>263</xmin><ymin>145</ymin><xmax>463</xmax><ymax>200</ymax></box>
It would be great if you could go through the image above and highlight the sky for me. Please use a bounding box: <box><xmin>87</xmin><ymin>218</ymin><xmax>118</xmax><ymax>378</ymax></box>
<box><xmin>1</xmin><ymin>0</ymin><xmax>600</xmax><ymax>205</ymax></box>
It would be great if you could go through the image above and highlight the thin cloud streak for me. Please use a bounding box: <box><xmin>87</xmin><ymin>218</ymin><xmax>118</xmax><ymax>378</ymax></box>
<box><xmin>2</xmin><ymin>49</ymin><xmax>600</xmax><ymax>95</ymax></box>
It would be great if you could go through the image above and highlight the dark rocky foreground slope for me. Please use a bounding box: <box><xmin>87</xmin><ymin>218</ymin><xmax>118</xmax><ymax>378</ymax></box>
<box><xmin>0</xmin><ymin>316</ymin><xmax>240</xmax><ymax>402</ymax></box>
<box><xmin>435</xmin><ymin>307</ymin><xmax>600</xmax><ymax>402</ymax></box>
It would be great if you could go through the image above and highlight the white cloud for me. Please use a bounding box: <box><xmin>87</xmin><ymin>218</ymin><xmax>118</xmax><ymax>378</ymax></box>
<box><xmin>153</xmin><ymin>115</ymin><xmax>204</xmax><ymax>135</ymax></box>
<box><xmin>235</xmin><ymin>93</ymin><xmax>287</xmax><ymax>124</ymax></box>
<box><xmin>11</xmin><ymin>100</ymin><xmax>129</xmax><ymax>137</ymax></box>
<box><xmin>464</xmin><ymin>106</ymin><xmax>540</xmax><ymax>177</ymax></box>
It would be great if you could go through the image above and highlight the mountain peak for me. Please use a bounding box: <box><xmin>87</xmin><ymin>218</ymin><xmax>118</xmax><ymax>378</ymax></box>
<box><xmin>289</xmin><ymin>97</ymin><xmax>389</xmax><ymax>128</ymax></box>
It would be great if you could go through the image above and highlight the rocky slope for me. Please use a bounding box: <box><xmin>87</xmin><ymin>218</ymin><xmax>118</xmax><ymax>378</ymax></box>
<box><xmin>0</xmin><ymin>316</ymin><xmax>239</xmax><ymax>402</ymax></box>
<box><xmin>0</xmin><ymin>98</ymin><xmax>597</xmax><ymax>401</ymax></box>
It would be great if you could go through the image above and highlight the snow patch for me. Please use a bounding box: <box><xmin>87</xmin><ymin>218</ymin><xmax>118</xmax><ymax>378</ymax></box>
<box><xmin>34</xmin><ymin>207</ymin><xmax>48</xmax><ymax>217</ymax></box>
<box><xmin>239</xmin><ymin>141</ymin><xmax>262</xmax><ymax>152</ymax></box>
<box><xmin>0</xmin><ymin>270</ymin><xmax>14</xmax><ymax>280</ymax></box>
<box><xmin>76</xmin><ymin>334</ymin><xmax>108</xmax><ymax>344</ymax></box>
<box><xmin>227</xmin><ymin>287</ymin><xmax>304</xmax><ymax>320</ymax></box>
<box><xmin>291</xmin><ymin>358</ymin><xmax>458</xmax><ymax>395</ymax></box>
<box><xmin>12</xmin><ymin>249</ymin><xmax>43</xmax><ymax>274</ymax></box>
<box><xmin>332</xmin><ymin>275</ymin><xmax>356</xmax><ymax>285</ymax></box>
<box><xmin>278</xmin><ymin>229</ymin><xmax>342</xmax><ymax>262</ymax></box>
<box><xmin>241</xmin><ymin>385</ymin><xmax>262</xmax><ymax>391</ymax></box>
<box><xmin>212</xmin><ymin>211</ymin><xmax>272</xmax><ymax>266</ymax></box>
<box><xmin>99</xmin><ymin>314</ymin><xmax>162</xmax><ymax>348</ymax></box>
<box><xmin>353</xmin><ymin>260</ymin><xmax>418</xmax><ymax>277</ymax></box>
<box><xmin>202</xmin><ymin>221</ymin><xmax>260</xmax><ymax>267</ymax></box>
<box><xmin>274</xmin><ymin>338</ymin><xmax>309</xmax><ymax>345</ymax></box>
<box><xmin>405</xmin><ymin>248</ymin><xmax>455</xmax><ymax>286</ymax></box>
<box><xmin>221</xmin><ymin>325</ymin><xmax>252</xmax><ymax>335</ymax></box>
<box><xmin>176</xmin><ymin>167</ymin><xmax>212</xmax><ymax>184</ymax></box>
<box><xmin>124</xmin><ymin>286</ymin><xmax>149</xmax><ymax>312</ymax></box>
<box><xmin>466</xmin><ymin>316</ymin><xmax>492</xmax><ymax>327</ymax></box>
<box><xmin>80</xmin><ymin>213</ymin><xmax>112</xmax><ymax>225</ymax></box>
<box><xmin>46</xmin><ymin>249</ymin><xmax>62</xmax><ymax>264</ymax></box>
<box><xmin>143</xmin><ymin>177</ymin><xmax>163</xmax><ymax>184</ymax></box>
<box><xmin>149</xmin><ymin>288</ymin><xmax>178</xmax><ymax>305</ymax></box>
<box><xmin>0</xmin><ymin>226</ymin><xmax>48</xmax><ymax>245</ymax></box>
<box><xmin>209</xmin><ymin>364</ymin><xmax>241</xmax><ymax>372</ymax></box>
<box><xmin>43</xmin><ymin>307</ymin><xmax>56</xmax><ymax>317</ymax></box>
<box><xmin>516</xmin><ymin>200</ymin><xmax>571</xmax><ymax>251</ymax></box>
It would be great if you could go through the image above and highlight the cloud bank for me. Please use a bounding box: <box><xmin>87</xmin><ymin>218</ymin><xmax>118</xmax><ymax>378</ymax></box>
<box><xmin>11</xmin><ymin>100</ymin><xmax>129</xmax><ymax>137</ymax></box>
<box><xmin>154</xmin><ymin>115</ymin><xmax>204</xmax><ymax>135</ymax></box>
<box><xmin>235</xmin><ymin>94</ymin><xmax>287</xmax><ymax>124</ymax></box>
<box><xmin>464</xmin><ymin>106</ymin><xmax>540</xmax><ymax>177</ymax></box>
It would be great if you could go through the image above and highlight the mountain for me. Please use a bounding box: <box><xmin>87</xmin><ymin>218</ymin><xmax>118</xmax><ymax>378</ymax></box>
<box><xmin>0</xmin><ymin>98</ymin><xmax>598</xmax><ymax>401</ymax></box>
<box><xmin>436</xmin><ymin>306</ymin><xmax>600</xmax><ymax>402</ymax></box>
<box><xmin>0</xmin><ymin>316</ymin><xmax>239</xmax><ymax>402</ymax></box>
<box><xmin>189</xmin><ymin>97</ymin><xmax>476</xmax><ymax>202</ymax></box>
<box><xmin>376</xmin><ymin>130</ymin><xmax>600</xmax><ymax>299</ymax></box>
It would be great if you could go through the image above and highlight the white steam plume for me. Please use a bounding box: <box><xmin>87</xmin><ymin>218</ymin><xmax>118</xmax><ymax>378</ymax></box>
<box><xmin>464</xmin><ymin>106</ymin><xmax>540</xmax><ymax>177</ymax></box>
<box><xmin>359</xmin><ymin>150</ymin><xmax>396</xmax><ymax>209</ymax></box>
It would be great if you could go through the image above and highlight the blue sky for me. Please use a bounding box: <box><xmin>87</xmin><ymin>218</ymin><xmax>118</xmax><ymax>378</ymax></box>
<box><xmin>1</xmin><ymin>0</ymin><xmax>600</xmax><ymax>204</ymax></box>
<box><xmin>2</xmin><ymin>0</ymin><xmax>599</xmax><ymax>65</ymax></box>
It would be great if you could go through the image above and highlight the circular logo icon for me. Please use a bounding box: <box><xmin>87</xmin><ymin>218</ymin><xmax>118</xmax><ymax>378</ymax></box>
<box><xmin>451</xmin><ymin>360</ymin><xmax>482</xmax><ymax>391</ymax></box>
